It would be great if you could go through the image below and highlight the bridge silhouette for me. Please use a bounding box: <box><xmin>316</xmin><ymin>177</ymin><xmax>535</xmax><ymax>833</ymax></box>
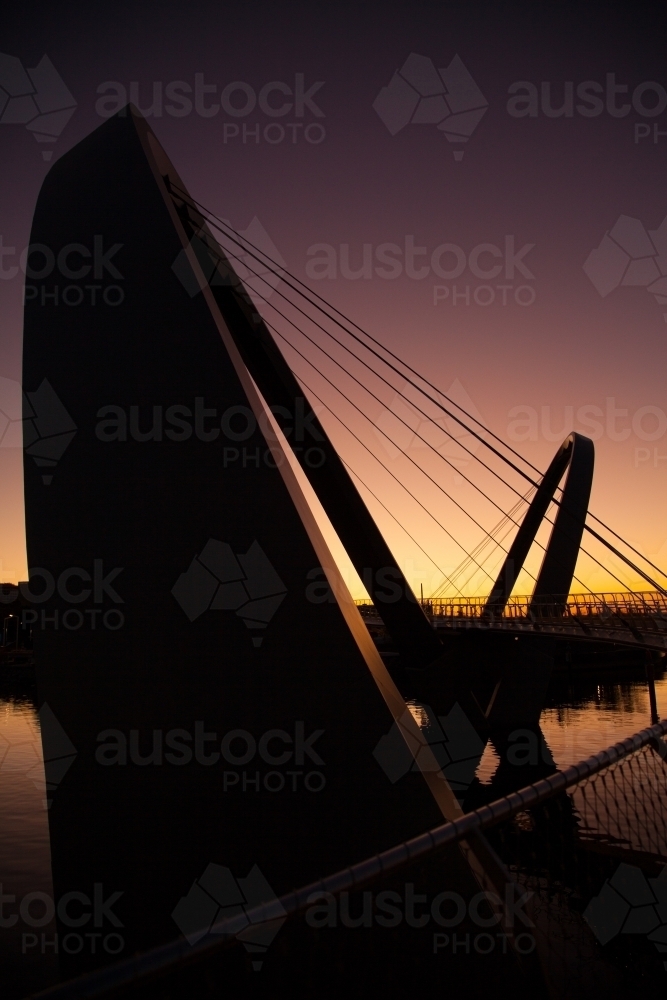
<box><xmin>358</xmin><ymin>592</ymin><xmax>667</xmax><ymax>651</ymax></box>
<box><xmin>23</xmin><ymin>106</ymin><xmax>667</xmax><ymax>750</ymax></box>
<box><xmin>161</xmin><ymin>180</ymin><xmax>667</xmax><ymax>662</ymax></box>
<box><xmin>20</xmin><ymin>107</ymin><xmax>667</xmax><ymax>990</ymax></box>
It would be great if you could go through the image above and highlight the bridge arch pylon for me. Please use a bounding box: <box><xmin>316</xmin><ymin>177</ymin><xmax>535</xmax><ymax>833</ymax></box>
<box><xmin>484</xmin><ymin>432</ymin><xmax>595</xmax><ymax>617</ymax></box>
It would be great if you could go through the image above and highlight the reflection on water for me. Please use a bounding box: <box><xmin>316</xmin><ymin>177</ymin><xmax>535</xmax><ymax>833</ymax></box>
<box><xmin>1</xmin><ymin>672</ymin><xmax>665</xmax><ymax>995</ymax></box>
<box><xmin>0</xmin><ymin>698</ymin><xmax>51</xmax><ymax>885</ymax></box>
<box><xmin>0</xmin><ymin>696</ymin><xmax>57</xmax><ymax>996</ymax></box>
<box><xmin>406</xmin><ymin>700</ymin><xmax>432</xmax><ymax>729</ymax></box>
<box><xmin>475</xmin><ymin>674</ymin><xmax>665</xmax><ymax>783</ymax></box>
<box><xmin>541</xmin><ymin>674</ymin><xmax>666</xmax><ymax>769</ymax></box>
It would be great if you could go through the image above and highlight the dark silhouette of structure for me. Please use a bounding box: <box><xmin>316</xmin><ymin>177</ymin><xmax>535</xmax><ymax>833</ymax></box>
<box><xmin>23</xmin><ymin>107</ymin><xmax>504</xmax><ymax>976</ymax></box>
<box><xmin>485</xmin><ymin>432</ymin><xmax>595</xmax><ymax>617</ymax></box>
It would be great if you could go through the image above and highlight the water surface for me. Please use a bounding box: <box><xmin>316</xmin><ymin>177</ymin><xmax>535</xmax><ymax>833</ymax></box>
<box><xmin>1</xmin><ymin>669</ymin><xmax>664</xmax><ymax>996</ymax></box>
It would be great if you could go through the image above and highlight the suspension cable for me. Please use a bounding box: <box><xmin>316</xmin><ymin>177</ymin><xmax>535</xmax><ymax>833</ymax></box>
<box><xmin>299</xmin><ymin>387</ymin><xmax>465</xmax><ymax>597</ymax></box>
<box><xmin>291</xmin><ymin>367</ymin><xmax>502</xmax><ymax>586</ymax></box>
<box><xmin>171</xmin><ymin>191</ymin><xmax>655</xmax><ymax>593</ymax></box>
<box><xmin>170</xmin><ymin>182</ymin><xmax>667</xmax><ymax>585</ymax></box>
<box><xmin>209</xmin><ymin>232</ymin><xmax>641</xmax><ymax>596</ymax></box>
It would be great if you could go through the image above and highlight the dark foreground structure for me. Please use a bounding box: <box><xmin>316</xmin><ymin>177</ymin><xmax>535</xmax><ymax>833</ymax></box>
<box><xmin>21</xmin><ymin>718</ymin><xmax>667</xmax><ymax>999</ymax></box>
<box><xmin>21</xmin><ymin>109</ymin><xmax>667</xmax><ymax>998</ymax></box>
<box><xmin>22</xmin><ymin>108</ymin><xmax>524</xmax><ymax>988</ymax></box>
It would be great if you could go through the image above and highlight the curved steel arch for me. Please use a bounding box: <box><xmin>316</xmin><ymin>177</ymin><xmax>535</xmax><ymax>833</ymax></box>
<box><xmin>484</xmin><ymin>432</ymin><xmax>595</xmax><ymax>616</ymax></box>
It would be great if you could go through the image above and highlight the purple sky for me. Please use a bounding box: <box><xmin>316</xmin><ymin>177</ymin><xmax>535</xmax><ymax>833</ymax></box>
<box><xmin>1</xmin><ymin>1</ymin><xmax>666</xmax><ymax>594</ymax></box>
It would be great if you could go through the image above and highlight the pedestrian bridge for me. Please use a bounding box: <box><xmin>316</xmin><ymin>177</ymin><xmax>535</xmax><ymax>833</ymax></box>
<box><xmin>357</xmin><ymin>592</ymin><xmax>667</xmax><ymax>651</ymax></box>
<box><xmin>156</xmin><ymin>170</ymin><xmax>667</xmax><ymax>672</ymax></box>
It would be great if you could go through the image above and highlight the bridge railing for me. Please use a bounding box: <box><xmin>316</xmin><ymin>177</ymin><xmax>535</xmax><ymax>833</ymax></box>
<box><xmin>355</xmin><ymin>591</ymin><xmax>667</xmax><ymax>625</ymax></box>
<box><xmin>35</xmin><ymin>718</ymin><xmax>667</xmax><ymax>997</ymax></box>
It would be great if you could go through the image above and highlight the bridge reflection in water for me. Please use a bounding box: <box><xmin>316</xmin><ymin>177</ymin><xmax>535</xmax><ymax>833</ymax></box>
<box><xmin>15</xmin><ymin>704</ymin><xmax>667</xmax><ymax>999</ymax></box>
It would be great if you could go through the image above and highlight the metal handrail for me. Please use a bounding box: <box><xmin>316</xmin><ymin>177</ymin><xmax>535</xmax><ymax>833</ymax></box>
<box><xmin>355</xmin><ymin>591</ymin><xmax>667</xmax><ymax>622</ymax></box>
<box><xmin>29</xmin><ymin>719</ymin><xmax>667</xmax><ymax>1000</ymax></box>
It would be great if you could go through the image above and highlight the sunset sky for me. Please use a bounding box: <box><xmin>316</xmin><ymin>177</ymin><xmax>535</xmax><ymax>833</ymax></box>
<box><xmin>1</xmin><ymin>2</ymin><xmax>666</xmax><ymax>597</ymax></box>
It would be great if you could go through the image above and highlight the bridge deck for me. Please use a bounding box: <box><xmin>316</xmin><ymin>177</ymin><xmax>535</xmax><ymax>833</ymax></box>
<box><xmin>356</xmin><ymin>592</ymin><xmax>667</xmax><ymax>651</ymax></box>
